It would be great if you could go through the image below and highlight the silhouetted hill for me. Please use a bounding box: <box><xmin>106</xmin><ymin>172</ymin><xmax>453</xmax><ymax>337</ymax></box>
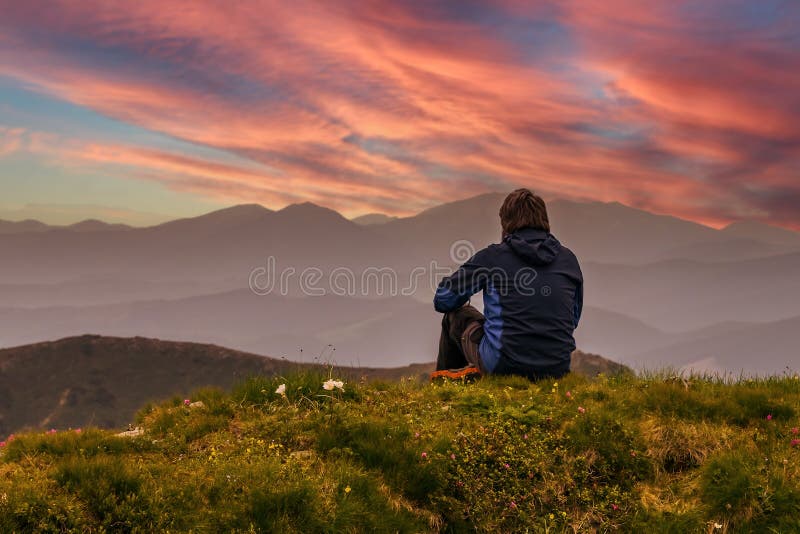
<box><xmin>546</xmin><ymin>200</ymin><xmax>720</xmax><ymax>264</ymax></box>
<box><xmin>0</xmin><ymin>219</ymin><xmax>50</xmax><ymax>234</ymax></box>
<box><xmin>371</xmin><ymin>193</ymin><xmax>800</xmax><ymax>266</ymax></box>
<box><xmin>0</xmin><ymin>335</ymin><xmax>282</xmax><ymax>434</ymax></box>
<box><xmin>65</xmin><ymin>220</ymin><xmax>133</xmax><ymax>232</ymax></box>
<box><xmin>0</xmin><ymin>201</ymin><xmax>384</xmax><ymax>284</ymax></box>
<box><xmin>0</xmin><ymin>218</ymin><xmax>131</xmax><ymax>234</ymax></box>
<box><xmin>722</xmin><ymin>220</ymin><xmax>800</xmax><ymax>247</ymax></box>
<box><xmin>2</xmin><ymin>194</ymin><xmax>798</xmax><ymax>286</ymax></box>
<box><xmin>0</xmin><ymin>335</ymin><xmax>627</xmax><ymax>435</ymax></box>
<box><xmin>352</xmin><ymin>213</ymin><xmax>398</xmax><ymax>225</ymax></box>
<box><xmin>371</xmin><ymin>193</ymin><xmax>506</xmax><ymax>266</ymax></box>
<box><xmin>150</xmin><ymin>203</ymin><xmax>273</xmax><ymax>234</ymax></box>
<box><xmin>0</xmin><ymin>335</ymin><xmax>417</xmax><ymax>435</ymax></box>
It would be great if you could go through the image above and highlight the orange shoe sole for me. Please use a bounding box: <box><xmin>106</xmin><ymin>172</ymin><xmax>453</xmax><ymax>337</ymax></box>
<box><xmin>430</xmin><ymin>366</ymin><xmax>482</xmax><ymax>382</ymax></box>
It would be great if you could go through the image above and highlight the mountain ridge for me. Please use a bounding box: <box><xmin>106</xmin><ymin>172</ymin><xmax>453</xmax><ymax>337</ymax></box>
<box><xmin>4</xmin><ymin>194</ymin><xmax>799</xmax><ymax>237</ymax></box>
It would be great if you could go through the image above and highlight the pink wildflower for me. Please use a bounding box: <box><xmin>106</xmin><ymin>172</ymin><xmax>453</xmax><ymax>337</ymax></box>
<box><xmin>791</xmin><ymin>439</ymin><xmax>800</xmax><ymax>448</ymax></box>
<box><xmin>504</xmin><ymin>463</ymin><xmax>510</xmax><ymax>469</ymax></box>
<box><xmin>184</xmin><ymin>399</ymin><xmax>191</xmax><ymax>406</ymax></box>
<box><xmin>7</xmin><ymin>434</ymin><xmax>14</xmax><ymax>442</ymax></box>
<box><xmin>792</xmin><ymin>427</ymin><xmax>799</xmax><ymax>435</ymax></box>
<box><xmin>566</xmin><ymin>391</ymin><xmax>572</xmax><ymax>398</ymax></box>
<box><xmin>47</xmin><ymin>428</ymin><xmax>57</xmax><ymax>435</ymax></box>
<box><xmin>767</xmin><ymin>414</ymin><xmax>773</xmax><ymax>421</ymax></box>
<box><xmin>510</xmin><ymin>501</ymin><xmax>517</xmax><ymax>509</ymax></box>
<box><xmin>578</xmin><ymin>406</ymin><xmax>586</xmax><ymax>414</ymax></box>
<box><xmin>450</xmin><ymin>453</ymin><xmax>456</xmax><ymax>460</ymax></box>
<box><xmin>421</xmin><ymin>452</ymin><xmax>428</xmax><ymax>459</ymax></box>
<box><xmin>414</xmin><ymin>432</ymin><xmax>420</xmax><ymax>438</ymax></box>
<box><xmin>0</xmin><ymin>441</ymin><xmax>6</xmax><ymax>448</ymax></box>
<box><xmin>612</xmin><ymin>504</ymin><xmax>619</xmax><ymax>511</ymax></box>
<box><xmin>75</xmin><ymin>428</ymin><xmax>82</xmax><ymax>434</ymax></box>
<box><xmin>523</xmin><ymin>434</ymin><xmax>528</xmax><ymax>440</ymax></box>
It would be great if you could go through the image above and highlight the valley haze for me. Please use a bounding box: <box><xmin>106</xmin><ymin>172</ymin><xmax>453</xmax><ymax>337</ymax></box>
<box><xmin>0</xmin><ymin>193</ymin><xmax>798</xmax><ymax>376</ymax></box>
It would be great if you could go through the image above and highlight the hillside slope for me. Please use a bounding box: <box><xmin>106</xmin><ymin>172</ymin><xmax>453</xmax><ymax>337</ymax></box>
<box><xmin>0</xmin><ymin>335</ymin><xmax>303</xmax><ymax>435</ymax></box>
<box><xmin>1</xmin><ymin>371</ymin><xmax>798</xmax><ymax>532</ymax></box>
<box><xmin>0</xmin><ymin>335</ymin><xmax>626</xmax><ymax>435</ymax></box>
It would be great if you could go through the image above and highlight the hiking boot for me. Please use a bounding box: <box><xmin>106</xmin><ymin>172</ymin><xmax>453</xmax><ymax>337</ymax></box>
<box><xmin>430</xmin><ymin>365</ymin><xmax>482</xmax><ymax>382</ymax></box>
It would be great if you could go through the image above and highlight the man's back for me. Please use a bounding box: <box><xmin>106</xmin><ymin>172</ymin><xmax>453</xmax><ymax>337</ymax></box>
<box><xmin>434</xmin><ymin>227</ymin><xmax>583</xmax><ymax>379</ymax></box>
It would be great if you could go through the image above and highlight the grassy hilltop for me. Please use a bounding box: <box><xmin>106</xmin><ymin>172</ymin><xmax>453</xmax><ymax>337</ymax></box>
<box><xmin>2</xmin><ymin>370</ymin><xmax>800</xmax><ymax>533</ymax></box>
<box><xmin>0</xmin><ymin>335</ymin><xmax>624</xmax><ymax>435</ymax></box>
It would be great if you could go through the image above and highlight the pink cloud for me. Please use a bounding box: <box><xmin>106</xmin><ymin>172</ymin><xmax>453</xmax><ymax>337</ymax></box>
<box><xmin>0</xmin><ymin>0</ymin><xmax>797</xmax><ymax>228</ymax></box>
<box><xmin>0</xmin><ymin>127</ymin><xmax>27</xmax><ymax>157</ymax></box>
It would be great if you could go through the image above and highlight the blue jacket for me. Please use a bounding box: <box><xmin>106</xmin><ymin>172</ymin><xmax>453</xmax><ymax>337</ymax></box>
<box><xmin>434</xmin><ymin>227</ymin><xmax>583</xmax><ymax>376</ymax></box>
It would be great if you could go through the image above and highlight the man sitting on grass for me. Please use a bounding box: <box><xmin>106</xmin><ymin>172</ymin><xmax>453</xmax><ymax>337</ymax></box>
<box><xmin>433</xmin><ymin>189</ymin><xmax>583</xmax><ymax>381</ymax></box>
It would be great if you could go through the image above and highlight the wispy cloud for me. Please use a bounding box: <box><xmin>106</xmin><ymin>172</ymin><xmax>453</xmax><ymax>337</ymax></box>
<box><xmin>0</xmin><ymin>0</ymin><xmax>797</xmax><ymax>228</ymax></box>
<box><xmin>0</xmin><ymin>126</ymin><xmax>27</xmax><ymax>157</ymax></box>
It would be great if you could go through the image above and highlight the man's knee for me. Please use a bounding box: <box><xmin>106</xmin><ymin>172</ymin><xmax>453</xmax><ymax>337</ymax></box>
<box><xmin>445</xmin><ymin>305</ymin><xmax>485</xmax><ymax>341</ymax></box>
<box><xmin>451</xmin><ymin>304</ymin><xmax>484</xmax><ymax>323</ymax></box>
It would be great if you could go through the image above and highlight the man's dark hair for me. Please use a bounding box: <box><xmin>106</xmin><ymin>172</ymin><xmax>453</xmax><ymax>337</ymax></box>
<box><xmin>499</xmin><ymin>188</ymin><xmax>550</xmax><ymax>235</ymax></box>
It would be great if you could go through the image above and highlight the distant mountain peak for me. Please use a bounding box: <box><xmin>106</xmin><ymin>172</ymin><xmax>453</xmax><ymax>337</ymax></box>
<box><xmin>276</xmin><ymin>202</ymin><xmax>352</xmax><ymax>223</ymax></box>
<box><xmin>352</xmin><ymin>213</ymin><xmax>398</xmax><ymax>225</ymax></box>
<box><xmin>412</xmin><ymin>192</ymin><xmax>506</xmax><ymax>219</ymax></box>
<box><xmin>0</xmin><ymin>218</ymin><xmax>51</xmax><ymax>234</ymax></box>
<box><xmin>67</xmin><ymin>219</ymin><xmax>132</xmax><ymax>232</ymax></box>
<box><xmin>208</xmin><ymin>204</ymin><xmax>273</xmax><ymax>217</ymax></box>
<box><xmin>0</xmin><ymin>218</ymin><xmax>46</xmax><ymax>225</ymax></box>
<box><xmin>723</xmin><ymin>220</ymin><xmax>797</xmax><ymax>233</ymax></box>
<box><xmin>175</xmin><ymin>203</ymin><xmax>271</xmax><ymax>222</ymax></box>
<box><xmin>722</xmin><ymin>220</ymin><xmax>800</xmax><ymax>247</ymax></box>
<box><xmin>278</xmin><ymin>201</ymin><xmax>326</xmax><ymax>212</ymax></box>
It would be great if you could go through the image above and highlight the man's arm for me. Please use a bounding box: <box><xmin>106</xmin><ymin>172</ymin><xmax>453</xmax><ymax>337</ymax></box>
<box><xmin>573</xmin><ymin>279</ymin><xmax>583</xmax><ymax>328</ymax></box>
<box><xmin>433</xmin><ymin>254</ymin><xmax>486</xmax><ymax>313</ymax></box>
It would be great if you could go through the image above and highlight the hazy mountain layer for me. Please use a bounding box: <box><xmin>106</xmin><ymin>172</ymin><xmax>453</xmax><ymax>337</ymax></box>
<box><xmin>1</xmin><ymin>193</ymin><xmax>798</xmax><ymax>373</ymax></box>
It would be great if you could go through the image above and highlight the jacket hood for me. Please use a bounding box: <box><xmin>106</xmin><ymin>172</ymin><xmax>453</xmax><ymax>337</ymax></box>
<box><xmin>505</xmin><ymin>227</ymin><xmax>562</xmax><ymax>266</ymax></box>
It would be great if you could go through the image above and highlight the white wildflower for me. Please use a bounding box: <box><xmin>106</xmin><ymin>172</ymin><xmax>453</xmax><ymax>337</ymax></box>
<box><xmin>275</xmin><ymin>383</ymin><xmax>286</xmax><ymax>396</ymax></box>
<box><xmin>323</xmin><ymin>379</ymin><xmax>344</xmax><ymax>391</ymax></box>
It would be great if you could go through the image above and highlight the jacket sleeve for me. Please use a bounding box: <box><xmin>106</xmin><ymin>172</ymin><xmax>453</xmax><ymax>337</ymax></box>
<box><xmin>433</xmin><ymin>253</ymin><xmax>486</xmax><ymax>313</ymax></box>
<box><xmin>573</xmin><ymin>278</ymin><xmax>583</xmax><ymax>328</ymax></box>
<box><xmin>572</xmin><ymin>254</ymin><xmax>584</xmax><ymax>328</ymax></box>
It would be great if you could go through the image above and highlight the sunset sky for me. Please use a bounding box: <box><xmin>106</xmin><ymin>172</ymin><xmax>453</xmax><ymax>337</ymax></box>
<box><xmin>0</xmin><ymin>0</ymin><xmax>798</xmax><ymax>228</ymax></box>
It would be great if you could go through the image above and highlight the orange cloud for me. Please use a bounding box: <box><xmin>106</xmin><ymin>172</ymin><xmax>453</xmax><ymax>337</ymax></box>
<box><xmin>0</xmin><ymin>127</ymin><xmax>26</xmax><ymax>157</ymax></box>
<box><xmin>0</xmin><ymin>0</ymin><xmax>798</xmax><ymax>228</ymax></box>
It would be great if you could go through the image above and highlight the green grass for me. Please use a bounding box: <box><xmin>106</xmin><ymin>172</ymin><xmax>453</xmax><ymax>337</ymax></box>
<box><xmin>2</xmin><ymin>370</ymin><xmax>800</xmax><ymax>533</ymax></box>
